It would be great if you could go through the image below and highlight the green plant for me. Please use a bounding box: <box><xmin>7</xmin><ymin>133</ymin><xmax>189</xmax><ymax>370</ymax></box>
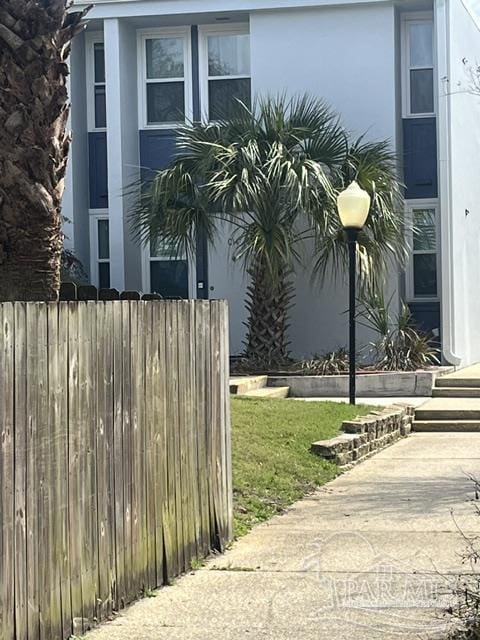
<box><xmin>359</xmin><ymin>293</ymin><xmax>439</xmax><ymax>371</ymax></box>
<box><xmin>298</xmin><ymin>348</ymin><xmax>350</xmax><ymax>376</ymax></box>
<box><xmin>190</xmin><ymin>558</ymin><xmax>206</xmax><ymax>571</ymax></box>
<box><xmin>132</xmin><ymin>94</ymin><xmax>407</xmax><ymax>365</ymax></box>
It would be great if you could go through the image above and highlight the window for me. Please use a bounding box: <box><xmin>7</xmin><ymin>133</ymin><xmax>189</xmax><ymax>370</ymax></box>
<box><xmin>406</xmin><ymin>202</ymin><xmax>439</xmax><ymax>300</ymax></box>
<box><xmin>200</xmin><ymin>26</ymin><xmax>251</xmax><ymax>121</ymax></box>
<box><xmin>90</xmin><ymin>214</ymin><xmax>110</xmax><ymax>288</ymax></box>
<box><xmin>139</xmin><ymin>28</ymin><xmax>192</xmax><ymax>127</ymax></box>
<box><xmin>86</xmin><ymin>35</ymin><xmax>106</xmax><ymax>131</ymax></box>
<box><xmin>93</xmin><ymin>43</ymin><xmax>106</xmax><ymax>128</ymax></box>
<box><xmin>146</xmin><ymin>239</ymin><xmax>188</xmax><ymax>298</ymax></box>
<box><xmin>403</xmin><ymin>16</ymin><xmax>435</xmax><ymax>117</ymax></box>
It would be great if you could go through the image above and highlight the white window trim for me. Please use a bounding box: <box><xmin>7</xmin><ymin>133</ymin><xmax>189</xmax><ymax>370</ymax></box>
<box><xmin>89</xmin><ymin>210</ymin><xmax>109</xmax><ymax>287</ymax></box>
<box><xmin>198</xmin><ymin>23</ymin><xmax>250</xmax><ymax>124</ymax></box>
<box><xmin>405</xmin><ymin>199</ymin><xmax>441</xmax><ymax>302</ymax></box>
<box><xmin>141</xmin><ymin>244</ymin><xmax>196</xmax><ymax>299</ymax></box>
<box><xmin>137</xmin><ymin>27</ymin><xmax>193</xmax><ymax>130</ymax></box>
<box><xmin>401</xmin><ymin>12</ymin><xmax>436</xmax><ymax>119</ymax></box>
<box><xmin>85</xmin><ymin>32</ymin><xmax>106</xmax><ymax>133</ymax></box>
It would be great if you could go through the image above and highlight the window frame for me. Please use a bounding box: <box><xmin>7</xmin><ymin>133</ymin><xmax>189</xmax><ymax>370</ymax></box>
<box><xmin>198</xmin><ymin>23</ymin><xmax>251</xmax><ymax>124</ymax></box>
<box><xmin>89</xmin><ymin>211</ymin><xmax>110</xmax><ymax>288</ymax></box>
<box><xmin>401</xmin><ymin>12</ymin><xmax>436</xmax><ymax>119</ymax></box>
<box><xmin>85</xmin><ymin>32</ymin><xmax>106</xmax><ymax>133</ymax></box>
<box><xmin>137</xmin><ymin>26</ymin><xmax>193</xmax><ymax>130</ymax></box>
<box><xmin>405</xmin><ymin>199</ymin><xmax>441</xmax><ymax>302</ymax></box>
<box><xmin>141</xmin><ymin>243</ymin><xmax>196</xmax><ymax>299</ymax></box>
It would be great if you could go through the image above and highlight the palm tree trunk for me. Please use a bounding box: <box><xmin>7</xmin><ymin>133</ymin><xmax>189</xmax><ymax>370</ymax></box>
<box><xmin>0</xmin><ymin>1</ymin><xmax>86</xmax><ymax>301</ymax></box>
<box><xmin>244</xmin><ymin>258</ymin><xmax>293</xmax><ymax>365</ymax></box>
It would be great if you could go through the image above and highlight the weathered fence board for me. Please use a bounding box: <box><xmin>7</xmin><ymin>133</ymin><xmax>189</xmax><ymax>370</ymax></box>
<box><xmin>0</xmin><ymin>300</ymin><xmax>231</xmax><ymax>640</ymax></box>
<box><xmin>1</xmin><ymin>304</ymin><xmax>15</xmax><ymax>639</ymax></box>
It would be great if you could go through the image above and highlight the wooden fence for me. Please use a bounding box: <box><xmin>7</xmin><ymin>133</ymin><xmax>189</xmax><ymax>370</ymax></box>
<box><xmin>0</xmin><ymin>300</ymin><xmax>231</xmax><ymax>640</ymax></box>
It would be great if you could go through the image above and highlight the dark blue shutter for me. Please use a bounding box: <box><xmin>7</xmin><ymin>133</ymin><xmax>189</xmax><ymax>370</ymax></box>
<box><xmin>403</xmin><ymin>118</ymin><xmax>438</xmax><ymax>200</ymax></box>
<box><xmin>88</xmin><ymin>132</ymin><xmax>108</xmax><ymax>209</ymax></box>
<box><xmin>139</xmin><ymin>129</ymin><xmax>177</xmax><ymax>181</ymax></box>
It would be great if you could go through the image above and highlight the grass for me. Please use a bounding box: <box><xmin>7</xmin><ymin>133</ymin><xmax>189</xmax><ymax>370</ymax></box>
<box><xmin>231</xmin><ymin>397</ymin><xmax>373</xmax><ymax>537</ymax></box>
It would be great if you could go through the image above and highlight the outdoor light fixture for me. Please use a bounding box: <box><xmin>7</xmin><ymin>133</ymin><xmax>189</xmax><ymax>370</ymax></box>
<box><xmin>337</xmin><ymin>181</ymin><xmax>371</xmax><ymax>405</ymax></box>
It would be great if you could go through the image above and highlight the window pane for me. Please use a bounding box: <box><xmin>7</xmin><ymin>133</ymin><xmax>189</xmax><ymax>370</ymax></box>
<box><xmin>208</xmin><ymin>78</ymin><xmax>251</xmax><ymax>120</ymax></box>
<box><xmin>150</xmin><ymin>238</ymin><xmax>177</xmax><ymax>258</ymax></box>
<box><xmin>208</xmin><ymin>34</ymin><xmax>250</xmax><ymax>76</ymax></box>
<box><xmin>94</xmin><ymin>85</ymin><xmax>106</xmax><ymax>128</ymax></box>
<box><xmin>409</xmin><ymin>22</ymin><xmax>433</xmax><ymax>68</ymax></box>
<box><xmin>99</xmin><ymin>262</ymin><xmax>110</xmax><ymax>289</ymax></box>
<box><xmin>413</xmin><ymin>208</ymin><xmax>436</xmax><ymax>250</ymax></box>
<box><xmin>413</xmin><ymin>254</ymin><xmax>437</xmax><ymax>297</ymax></box>
<box><xmin>147</xmin><ymin>82</ymin><xmax>185</xmax><ymax>124</ymax></box>
<box><xmin>150</xmin><ymin>260</ymin><xmax>189</xmax><ymax>298</ymax></box>
<box><xmin>410</xmin><ymin>69</ymin><xmax>434</xmax><ymax>114</ymax></box>
<box><xmin>94</xmin><ymin>43</ymin><xmax>105</xmax><ymax>83</ymax></box>
<box><xmin>146</xmin><ymin>38</ymin><xmax>184</xmax><ymax>79</ymax></box>
<box><xmin>98</xmin><ymin>219</ymin><xmax>109</xmax><ymax>259</ymax></box>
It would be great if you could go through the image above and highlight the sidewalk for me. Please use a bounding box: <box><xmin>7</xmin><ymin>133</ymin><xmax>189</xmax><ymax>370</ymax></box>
<box><xmin>87</xmin><ymin>433</ymin><xmax>480</xmax><ymax>639</ymax></box>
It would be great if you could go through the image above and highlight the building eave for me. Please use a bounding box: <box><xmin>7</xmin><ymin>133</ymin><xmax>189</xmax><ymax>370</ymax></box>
<box><xmin>71</xmin><ymin>0</ymin><xmax>393</xmax><ymax>20</ymax></box>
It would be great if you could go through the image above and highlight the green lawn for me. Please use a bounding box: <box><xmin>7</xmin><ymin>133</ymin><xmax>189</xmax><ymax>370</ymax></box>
<box><xmin>231</xmin><ymin>397</ymin><xmax>373</xmax><ymax>537</ymax></box>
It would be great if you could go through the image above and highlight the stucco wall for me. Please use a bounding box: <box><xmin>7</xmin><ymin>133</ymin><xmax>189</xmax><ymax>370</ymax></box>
<box><xmin>438</xmin><ymin>0</ymin><xmax>480</xmax><ymax>365</ymax></box>
<box><xmin>64</xmin><ymin>32</ymin><xmax>90</xmax><ymax>276</ymax></box>
<box><xmin>208</xmin><ymin>226</ymin><xmax>250</xmax><ymax>356</ymax></box>
<box><xmin>211</xmin><ymin>3</ymin><xmax>399</xmax><ymax>357</ymax></box>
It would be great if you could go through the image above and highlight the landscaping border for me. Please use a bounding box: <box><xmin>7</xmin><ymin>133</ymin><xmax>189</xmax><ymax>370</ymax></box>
<box><xmin>269</xmin><ymin>367</ymin><xmax>454</xmax><ymax>397</ymax></box>
<box><xmin>311</xmin><ymin>404</ymin><xmax>414</xmax><ymax>467</ymax></box>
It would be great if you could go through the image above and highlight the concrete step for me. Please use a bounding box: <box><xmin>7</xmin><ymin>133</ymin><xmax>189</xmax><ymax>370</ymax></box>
<box><xmin>413</xmin><ymin>420</ymin><xmax>480</xmax><ymax>432</ymax></box>
<box><xmin>435</xmin><ymin>377</ymin><xmax>480</xmax><ymax>388</ymax></box>
<box><xmin>229</xmin><ymin>375</ymin><xmax>268</xmax><ymax>395</ymax></box>
<box><xmin>432</xmin><ymin>386</ymin><xmax>480</xmax><ymax>398</ymax></box>
<box><xmin>238</xmin><ymin>386</ymin><xmax>290</xmax><ymax>399</ymax></box>
<box><xmin>434</xmin><ymin>364</ymin><xmax>480</xmax><ymax>389</ymax></box>
<box><xmin>415</xmin><ymin>398</ymin><xmax>480</xmax><ymax>421</ymax></box>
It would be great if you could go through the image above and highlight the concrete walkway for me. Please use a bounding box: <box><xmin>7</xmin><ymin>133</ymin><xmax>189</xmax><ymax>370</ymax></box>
<box><xmin>440</xmin><ymin>364</ymin><xmax>480</xmax><ymax>381</ymax></box>
<box><xmin>88</xmin><ymin>434</ymin><xmax>480</xmax><ymax>640</ymax></box>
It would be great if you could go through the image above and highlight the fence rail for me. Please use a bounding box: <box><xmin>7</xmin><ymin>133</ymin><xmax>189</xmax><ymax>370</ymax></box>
<box><xmin>0</xmin><ymin>299</ymin><xmax>231</xmax><ymax>640</ymax></box>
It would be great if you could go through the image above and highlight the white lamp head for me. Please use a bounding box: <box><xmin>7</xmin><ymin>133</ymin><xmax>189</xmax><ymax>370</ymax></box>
<box><xmin>337</xmin><ymin>181</ymin><xmax>371</xmax><ymax>230</ymax></box>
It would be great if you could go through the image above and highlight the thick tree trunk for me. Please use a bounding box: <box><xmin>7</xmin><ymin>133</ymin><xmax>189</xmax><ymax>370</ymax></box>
<box><xmin>244</xmin><ymin>258</ymin><xmax>293</xmax><ymax>365</ymax></box>
<box><xmin>0</xmin><ymin>1</ymin><xmax>85</xmax><ymax>301</ymax></box>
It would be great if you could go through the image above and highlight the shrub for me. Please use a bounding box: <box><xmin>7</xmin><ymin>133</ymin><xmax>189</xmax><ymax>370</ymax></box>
<box><xmin>359</xmin><ymin>293</ymin><xmax>439</xmax><ymax>371</ymax></box>
<box><xmin>447</xmin><ymin>477</ymin><xmax>480</xmax><ymax>638</ymax></box>
<box><xmin>298</xmin><ymin>348</ymin><xmax>350</xmax><ymax>376</ymax></box>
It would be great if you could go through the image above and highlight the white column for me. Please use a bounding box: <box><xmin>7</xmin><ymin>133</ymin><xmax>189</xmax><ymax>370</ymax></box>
<box><xmin>435</xmin><ymin>0</ymin><xmax>461</xmax><ymax>365</ymax></box>
<box><xmin>104</xmin><ymin>19</ymin><xmax>142</xmax><ymax>291</ymax></box>
<box><xmin>63</xmin><ymin>30</ymin><xmax>90</xmax><ymax>273</ymax></box>
<box><xmin>104</xmin><ymin>18</ymin><xmax>126</xmax><ymax>290</ymax></box>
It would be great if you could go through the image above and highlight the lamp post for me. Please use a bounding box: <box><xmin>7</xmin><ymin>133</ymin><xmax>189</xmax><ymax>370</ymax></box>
<box><xmin>337</xmin><ymin>181</ymin><xmax>371</xmax><ymax>405</ymax></box>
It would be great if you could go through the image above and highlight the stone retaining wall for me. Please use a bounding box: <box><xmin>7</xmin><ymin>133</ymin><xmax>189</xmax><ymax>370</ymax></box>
<box><xmin>311</xmin><ymin>404</ymin><xmax>415</xmax><ymax>467</ymax></box>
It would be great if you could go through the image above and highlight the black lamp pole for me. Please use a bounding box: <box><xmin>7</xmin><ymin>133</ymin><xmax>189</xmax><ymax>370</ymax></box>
<box><xmin>346</xmin><ymin>227</ymin><xmax>359</xmax><ymax>405</ymax></box>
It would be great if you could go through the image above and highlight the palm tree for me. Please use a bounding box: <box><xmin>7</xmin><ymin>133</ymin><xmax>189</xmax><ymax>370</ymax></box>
<box><xmin>133</xmin><ymin>95</ymin><xmax>407</xmax><ymax>364</ymax></box>
<box><xmin>0</xmin><ymin>1</ymin><xmax>86</xmax><ymax>301</ymax></box>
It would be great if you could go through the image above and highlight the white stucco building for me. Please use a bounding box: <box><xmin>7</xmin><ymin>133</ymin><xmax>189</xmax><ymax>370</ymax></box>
<box><xmin>65</xmin><ymin>0</ymin><xmax>480</xmax><ymax>365</ymax></box>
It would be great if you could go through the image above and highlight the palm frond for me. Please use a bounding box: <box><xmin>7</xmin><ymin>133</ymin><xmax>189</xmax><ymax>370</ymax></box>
<box><xmin>313</xmin><ymin>137</ymin><xmax>407</xmax><ymax>294</ymax></box>
<box><xmin>131</xmin><ymin>94</ymin><xmax>407</xmax><ymax>292</ymax></box>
